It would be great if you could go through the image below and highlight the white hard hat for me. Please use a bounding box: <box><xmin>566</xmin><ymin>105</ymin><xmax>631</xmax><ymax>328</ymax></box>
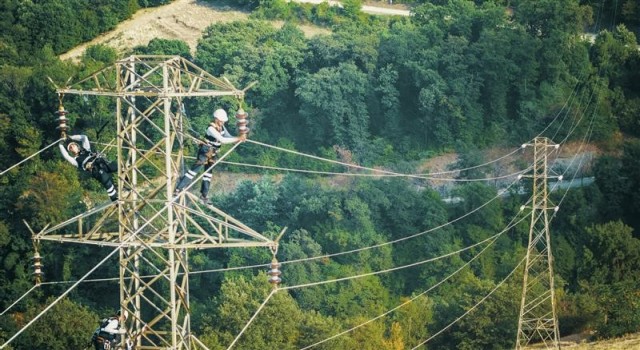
<box><xmin>213</xmin><ymin>109</ymin><xmax>228</xmax><ymax>122</ymax></box>
<box><xmin>67</xmin><ymin>142</ymin><xmax>79</xmax><ymax>152</ymax></box>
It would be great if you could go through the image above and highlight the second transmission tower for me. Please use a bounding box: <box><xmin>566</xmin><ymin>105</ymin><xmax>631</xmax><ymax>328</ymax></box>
<box><xmin>516</xmin><ymin>137</ymin><xmax>561</xmax><ymax>349</ymax></box>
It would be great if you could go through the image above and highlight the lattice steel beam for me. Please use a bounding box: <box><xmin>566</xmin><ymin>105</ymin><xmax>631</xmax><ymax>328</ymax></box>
<box><xmin>34</xmin><ymin>55</ymin><xmax>273</xmax><ymax>350</ymax></box>
<box><xmin>516</xmin><ymin>137</ymin><xmax>561</xmax><ymax>349</ymax></box>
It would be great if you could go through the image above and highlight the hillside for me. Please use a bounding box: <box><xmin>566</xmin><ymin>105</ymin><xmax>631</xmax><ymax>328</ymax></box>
<box><xmin>3</xmin><ymin>0</ymin><xmax>633</xmax><ymax>349</ymax></box>
<box><xmin>58</xmin><ymin>0</ymin><xmax>414</xmax><ymax>62</ymax></box>
<box><xmin>59</xmin><ymin>0</ymin><xmax>335</xmax><ymax>62</ymax></box>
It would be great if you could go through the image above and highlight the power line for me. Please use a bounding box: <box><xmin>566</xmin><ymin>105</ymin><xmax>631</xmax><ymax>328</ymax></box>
<box><xmin>226</xmin><ymin>289</ymin><xmax>277</xmax><ymax>350</ymax></box>
<box><xmin>298</xmin><ymin>211</ymin><xmax>525</xmax><ymax>349</ymax></box>
<box><xmin>0</xmin><ymin>285</ymin><xmax>39</xmax><ymax>316</ymax></box>
<box><xmin>0</xmin><ymin>203</ymin><xmax>170</xmax><ymax>348</ymax></box>
<box><xmin>95</xmin><ymin>137</ymin><xmax>528</xmax><ymax>182</ymax></box>
<box><xmin>221</xmin><ymin>159</ymin><xmax>529</xmax><ymax>182</ymax></box>
<box><xmin>280</xmin><ymin>216</ymin><xmax>526</xmax><ymax>291</ymax></box>
<box><xmin>228</xmin><ymin>212</ymin><xmax>530</xmax><ymax>349</ymax></box>
<box><xmin>0</xmin><ymin>139</ymin><xmax>62</xmax><ymax>176</ymax></box>
<box><xmin>246</xmin><ymin>139</ymin><xmax>527</xmax><ymax>178</ymax></box>
<box><xmin>548</xmin><ymin>96</ymin><xmax>598</xmax><ymax>218</ymax></box>
<box><xmin>411</xmin><ymin>256</ymin><xmax>526</xmax><ymax>350</ymax></box>
<box><xmin>8</xmin><ymin>173</ymin><xmax>528</xmax><ymax>297</ymax></box>
<box><xmin>280</xmin><ymin>176</ymin><xmax>528</xmax><ymax>265</ymax></box>
<box><xmin>0</xmin><ymin>247</ymin><xmax>119</xmax><ymax>349</ymax></box>
<box><xmin>557</xmin><ymin>84</ymin><xmax>597</xmax><ymax>147</ymax></box>
<box><xmin>172</xmin><ymin>141</ymin><xmax>241</xmax><ymax>199</ymax></box>
<box><xmin>226</xmin><ymin>233</ymin><xmax>499</xmax><ymax>349</ymax></box>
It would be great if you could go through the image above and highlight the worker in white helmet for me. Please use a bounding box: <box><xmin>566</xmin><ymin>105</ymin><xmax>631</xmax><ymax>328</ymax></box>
<box><xmin>60</xmin><ymin>134</ymin><xmax>119</xmax><ymax>202</ymax></box>
<box><xmin>174</xmin><ymin>108</ymin><xmax>246</xmax><ymax>201</ymax></box>
<box><xmin>90</xmin><ymin>310</ymin><xmax>131</xmax><ymax>350</ymax></box>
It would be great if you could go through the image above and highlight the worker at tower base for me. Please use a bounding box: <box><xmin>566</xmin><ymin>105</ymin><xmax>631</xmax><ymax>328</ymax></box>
<box><xmin>174</xmin><ymin>108</ymin><xmax>246</xmax><ymax>201</ymax></box>
<box><xmin>90</xmin><ymin>310</ymin><xmax>132</xmax><ymax>350</ymax></box>
<box><xmin>59</xmin><ymin>134</ymin><xmax>118</xmax><ymax>202</ymax></box>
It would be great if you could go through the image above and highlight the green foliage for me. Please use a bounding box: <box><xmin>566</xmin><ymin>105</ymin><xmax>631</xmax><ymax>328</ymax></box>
<box><xmin>582</xmin><ymin>0</ymin><xmax>639</xmax><ymax>35</ymax></box>
<box><xmin>575</xmin><ymin>280</ymin><xmax>640</xmax><ymax>338</ymax></box>
<box><xmin>614</xmin><ymin>91</ymin><xmax>640</xmax><ymax>137</ymax></box>
<box><xmin>371</xmin><ymin>65</ymin><xmax>402</xmax><ymax>143</ymax></box>
<box><xmin>201</xmin><ymin>274</ymin><xmax>305</xmax><ymax>350</ymax></box>
<box><xmin>296</xmin><ymin>62</ymin><xmax>370</xmax><ymax>155</ymax></box>
<box><xmin>253</xmin><ymin>0</ymin><xmax>371</xmax><ymax>27</ymax></box>
<box><xmin>255</xmin><ymin>0</ymin><xmax>291</xmax><ymax>20</ymax></box>
<box><xmin>294</xmin><ymin>309</ymin><xmax>346</xmax><ymax>350</ymax></box>
<box><xmin>513</xmin><ymin>0</ymin><xmax>589</xmax><ymax>39</ymax></box>
<box><xmin>592</xmin><ymin>141</ymin><xmax>640</xmax><ymax>234</ymax></box>
<box><xmin>214</xmin><ymin>177</ymin><xmax>280</xmax><ymax>231</ymax></box>
<box><xmin>2</xmin><ymin>0</ymin><xmax>141</xmax><ymax>57</ymax></box>
<box><xmin>591</xmin><ymin>25</ymin><xmax>639</xmax><ymax>91</ymax></box>
<box><xmin>0</xmin><ymin>0</ymin><xmax>639</xmax><ymax>346</ymax></box>
<box><xmin>559</xmin><ymin>287</ymin><xmax>601</xmax><ymax>334</ymax></box>
<box><xmin>133</xmin><ymin>38</ymin><xmax>192</xmax><ymax>59</ymax></box>
<box><xmin>561</xmin><ymin>218</ymin><xmax>640</xmax><ymax>337</ymax></box>
<box><xmin>393</xmin><ymin>296</ymin><xmax>434</xmax><ymax>347</ymax></box>
<box><xmin>429</xmin><ymin>271</ymin><xmax>519</xmax><ymax>349</ymax></box>
<box><xmin>451</xmin><ymin>183</ymin><xmax>504</xmax><ymax>231</ymax></box>
<box><xmin>197</xmin><ymin>20</ymin><xmax>278</xmax><ymax>76</ymax></box>
<box><xmin>593</xmin><ymin>155</ymin><xmax>628</xmax><ymax>220</ymax></box>
<box><xmin>342</xmin><ymin>315</ymin><xmax>388</xmax><ymax>349</ymax></box>
<box><xmin>139</xmin><ymin>0</ymin><xmax>171</xmax><ymax>6</ymax></box>
<box><xmin>307</xmin><ymin>24</ymin><xmax>381</xmax><ymax>74</ymax></box>
<box><xmin>620</xmin><ymin>140</ymin><xmax>640</xmax><ymax>232</ymax></box>
<box><xmin>278</xmin><ymin>229</ymin><xmax>328</xmax><ymax>311</ymax></box>
<box><xmin>15</xmin><ymin>162</ymin><xmax>83</xmax><ymax>229</ymax></box>
<box><xmin>83</xmin><ymin>44</ymin><xmax>118</xmax><ymax>64</ymax></box>
<box><xmin>195</xmin><ymin>20</ymin><xmax>308</xmax><ymax>144</ymax></box>
<box><xmin>12</xmin><ymin>298</ymin><xmax>98</xmax><ymax>350</ymax></box>
<box><xmin>342</xmin><ymin>0</ymin><xmax>363</xmax><ymax>19</ymax></box>
<box><xmin>592</xmin><ymin>281</ymin><xmax>640</xmax><ymax>338</ymax></box>
<box><xmin>579</xmin><ymin>221</ymin><xmax>640</xmax><ymax>284</ymax></box>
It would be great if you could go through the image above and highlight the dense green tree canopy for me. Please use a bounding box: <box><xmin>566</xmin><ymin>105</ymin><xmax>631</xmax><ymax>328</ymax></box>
<box><xmin>1</xmin><ymin>0</ymin><xmax>639</xmax><ymax>348</ymax></box>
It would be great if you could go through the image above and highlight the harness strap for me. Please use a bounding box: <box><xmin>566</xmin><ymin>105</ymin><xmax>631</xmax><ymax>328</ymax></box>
<box><xmin>82</xmin><ymin>153</ymin><xmax>107</xmax><ymax>171</ymax></box>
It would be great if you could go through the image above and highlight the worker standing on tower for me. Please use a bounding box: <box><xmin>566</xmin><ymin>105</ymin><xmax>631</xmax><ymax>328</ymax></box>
<box><xmin>59</xmin><ymin>134</ymin><xmax>119</xmax><ymax>202</ymax></box>
<box><xmin>174</xmin><ymin>108</ymin><xmax>246</xmax><ymax>201</ymax></box>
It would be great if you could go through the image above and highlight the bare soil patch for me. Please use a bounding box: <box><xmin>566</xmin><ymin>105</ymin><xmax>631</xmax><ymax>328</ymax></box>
<box><xmin>59</xmin><ymin>0</ymin><xmax>331</xmax><ymax>62</ymax></box>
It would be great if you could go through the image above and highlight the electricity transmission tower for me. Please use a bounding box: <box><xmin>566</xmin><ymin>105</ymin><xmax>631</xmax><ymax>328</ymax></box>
<box><xmin>33</xmin><ymin>55</ymin><xmax>275</xmax><ymax>349</ymax></box>
<box><xmin>516</xmin><ymin>137</ymin><xmax>561</xmax><ymax>349</ymax></box>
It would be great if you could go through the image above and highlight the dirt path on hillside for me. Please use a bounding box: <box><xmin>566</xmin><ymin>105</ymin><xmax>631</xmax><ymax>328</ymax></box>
<box><xmin>59</xmin><ymin>0</ymin><xmax>407</xmax><ymax>62</ymax></box>
<box><xmin>60</xmin><ymin>1</ymin><xmax>243</xmax><ymax>61</ymax></box>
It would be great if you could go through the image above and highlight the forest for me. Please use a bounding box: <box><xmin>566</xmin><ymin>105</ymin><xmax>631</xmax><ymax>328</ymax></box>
<box><xmin>1</xmin><ymin>0</ymin><xmax>640</xmax><ymax>349</ymax></box>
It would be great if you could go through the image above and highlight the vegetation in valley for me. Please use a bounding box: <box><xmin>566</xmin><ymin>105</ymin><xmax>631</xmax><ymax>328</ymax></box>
<box><xmin>0</xmin><ymin>0</ymin><xmax>639</xmax><ymax>348</ymax></box>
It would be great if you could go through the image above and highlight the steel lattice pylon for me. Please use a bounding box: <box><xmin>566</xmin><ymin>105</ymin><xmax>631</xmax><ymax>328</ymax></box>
<box><xmin>34</xmin><ymin>55</ymin><xmax>275</xmax><ymax>349</ymax></box>
<box><xmin>516</xmin><ymin>137</ymin><xmax>561</xmax><ymax>349</ymax></box>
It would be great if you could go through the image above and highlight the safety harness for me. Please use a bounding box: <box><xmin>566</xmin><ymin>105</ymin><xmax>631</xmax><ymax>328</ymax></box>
<box><xmin>198</xmin><ymin>122</ymin><xmax>227</xmax><ymax>164</ymax></box>
<box><xmin>90</xmin><ymin>317</ymin><xmax>117</xmax><ymax>349</ymax></box>
<box><xmin>76</xmin><ymin>149</ymin><xmax>108</xmax><ymax>172</ymax></box>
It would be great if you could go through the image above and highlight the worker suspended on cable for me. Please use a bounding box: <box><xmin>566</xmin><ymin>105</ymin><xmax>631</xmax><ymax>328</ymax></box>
<box><xmin>174</xmin><ymin>108</ymin><xmax>246</xmax><ymax>201</ymax></box>
<box><xmin>59</xmin><ymin>134</ymin><xmax>119</xmax><ymax>202</ymax></box>
<box><xmin>90</xmin><ymin>310</ymin><xmax>132</xmax><ymax>350</ymax></box>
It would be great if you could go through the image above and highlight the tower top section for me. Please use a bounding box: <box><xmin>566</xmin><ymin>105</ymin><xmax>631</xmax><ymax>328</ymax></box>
<box><xmin>57</xmin><ymin>55</ymin><xmax>248</xmax><ymax>98</ymax></box>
